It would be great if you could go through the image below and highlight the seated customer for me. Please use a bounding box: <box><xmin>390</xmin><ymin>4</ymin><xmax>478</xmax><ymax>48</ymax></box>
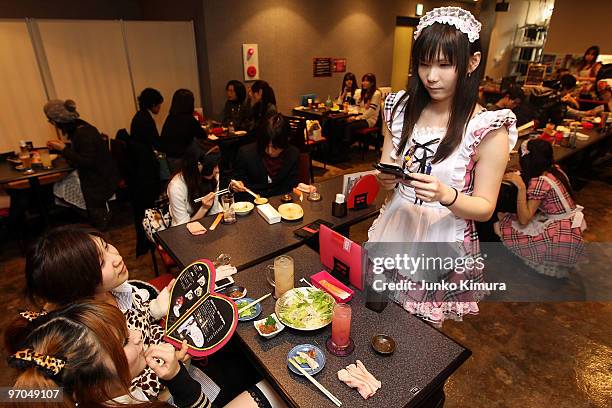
<box><xmin>160</xmin><ymin>89</ymin><xmax>206</xmax><ymax>172</ymax></box>
<box><xmin>222</xmin><ymin>80</ymin><xmax>251</xmax><ymax>130</ymax></box>
<box><xmin>487</xmin><ymin>84</ymin><xmax>525</xmax><ymax>111</ymax></box>
<box><xmin>168</xmin><ymin>141</ymin><xmax>223</xmax><ymax>226</ymax></box>
<box><xmin>45</xmin><ymin>99</ymin><xmax>119</xmax><ymax>230</ymax></box>
<box><xmin>496</xmin><ymin>139</ymin><xmax>586</xmax><ymax>278</ymax></box>
<box><xmin>248</xmin><ymin>80</ymin><xmax>277</xmax><ymax>130</ymax></box>
<box><xmin>232</xmin><ymin>114</ymin><xmax>299</xmax><ymax>197</ymax></box>
<box><xmin>6</xmin><ymin>300</ymin><xmax>287</xmax><ymax>408</ymax></box>
<box><xmin>341</xmin><ymin>73</ymin><xmax>382</xmax><ymax>159</ymax></box>
<box><xmin>131</xmin><ymin>88</ymin><xmax>164</xmax><ymax>149</ymax></box>
<box><xmin>336</xmin><ymin>72</ymin><xmax>358</xmax><ymax>105</ymax></box>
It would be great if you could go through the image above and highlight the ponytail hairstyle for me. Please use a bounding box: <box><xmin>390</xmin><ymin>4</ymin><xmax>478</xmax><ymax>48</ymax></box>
<box><xmin>6</xmin><ymin>301</ymin><xmax>160</xmax><ymax>407</ymax></box>
<box><xmin>360</xmin><ymin>73</ymin><xmax>377</xmax><ymax>104</ymax></box>
<box><xmin>519</xmin><ymin>139</ymin><xmax>575</xmax><ymax>199</ymax></box>
<box><xmin>395</xmin><ymin>22</ymin><xmax>483</xmax><ymax>163</ymax></box>
<box><xmin>25</xmin><ymin>226</ymin><xmax>108</xmax><ymax>308</ymax></box>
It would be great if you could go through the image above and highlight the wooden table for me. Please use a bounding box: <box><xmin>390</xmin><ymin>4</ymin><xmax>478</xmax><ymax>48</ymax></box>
<box><xmin>0</xmin><ymin>157</ymin><xmax>72</xmax><ymax>185</ymax></box>
<box><xmin>155</xmin><ymin>175</ymin><xmax>385</xmax><ymax>270</ymax></box>
<box><xmin>232</xmin><ymin>245</ymin><xmax>471</xmax><ymax>408</ymax></box>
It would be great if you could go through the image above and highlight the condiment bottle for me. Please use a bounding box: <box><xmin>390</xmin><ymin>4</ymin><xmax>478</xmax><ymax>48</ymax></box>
<box><xmin>332</xmin><ymin>193</ymin><xmax>347</xmax><ymax>217</ymax></box>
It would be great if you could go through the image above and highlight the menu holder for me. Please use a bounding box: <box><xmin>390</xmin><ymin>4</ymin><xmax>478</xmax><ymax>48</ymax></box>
<box><xmin>319</xmin><ymin>225</ymin><xmax>364</xmax><ymax>290</ymax></box>
<box><xmin>346</xmin><ymin>174</ymin><xmax>380</xmax><ymax>210</ymax></box>
<box><xmin>164</xmin><ymin>260</ymin><xmax>238</xmax><ymax>358</ymax></box>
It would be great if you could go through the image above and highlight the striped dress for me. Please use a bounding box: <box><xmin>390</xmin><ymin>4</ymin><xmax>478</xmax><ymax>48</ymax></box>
<box><xmin>367</xmin><ymin>91</ymin><xmax>518</xmax><ymax>324</ymax></box>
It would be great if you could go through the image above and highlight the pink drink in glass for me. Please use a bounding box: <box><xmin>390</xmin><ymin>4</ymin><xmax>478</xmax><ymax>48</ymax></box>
<box><xmin>331</xmin><ymin>303</ymin><xmax>351</xmax><ymax>348</ymax></box>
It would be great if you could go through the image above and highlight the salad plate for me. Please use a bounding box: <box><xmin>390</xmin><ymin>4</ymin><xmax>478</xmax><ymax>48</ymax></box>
<box><xmin>235</xmin><ymin>297</ymin><xmax>262</xmax><ymax>321</ymax></box>
<box><xmin>287</xmin><ymin>344</ymin><xmax>325</xmax><ymax>376</ymax></box>
<box><xmin>275</xmin><ymin>287</ymin><xmax>335</xmax><ymax>330</ymax></box>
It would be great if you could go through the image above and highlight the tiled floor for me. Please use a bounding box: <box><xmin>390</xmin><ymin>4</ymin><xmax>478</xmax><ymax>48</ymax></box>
<box><xmin>0</xmin><ymin>147</ymin><xmax>610</xmax><ymax>407</ymax></box>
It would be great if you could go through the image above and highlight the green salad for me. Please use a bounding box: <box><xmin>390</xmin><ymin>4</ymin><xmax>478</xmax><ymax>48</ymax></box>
<box><xmin>276</xmin><ymin>288</ymin><xmax>334</xmax><ymax>329</ymax></box>
<box><xmin>236</xmin><ymin>300</ymin><xmax>256</xmax><ymax>318</ymax></box>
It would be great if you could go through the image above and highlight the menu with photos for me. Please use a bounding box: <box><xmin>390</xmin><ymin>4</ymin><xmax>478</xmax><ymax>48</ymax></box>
<box><xmin>164</xmin><ymin>260</ymin><xmax>238</xmax><ymax>357</ymax></box>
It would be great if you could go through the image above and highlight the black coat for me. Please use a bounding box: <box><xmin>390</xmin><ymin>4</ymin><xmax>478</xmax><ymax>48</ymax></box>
<box><xmin>61</xmin><ymin>120</ymin><xmax>119</xmax><ymax>208</ymax></box>
<box><xmin>221</xmin><ymin>100</ymin><xmax>252</xmax><ymax>131</ymax></box>
<box><xmin>233</xmin><ymin>142</ymin><xmax>299</xmax><ymax>197</ymax></box>
<box><xmin>160</xmin><ymin>114</ymin><xmax>206</xmax><ymax>159</ymax></box>
<box><xmin>130</xmin><ymin>109</ymin><xmax>160</xmax><ymax>149</ymax></box>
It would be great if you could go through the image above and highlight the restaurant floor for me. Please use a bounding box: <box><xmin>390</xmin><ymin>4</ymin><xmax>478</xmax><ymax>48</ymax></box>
<box><xmin>0</xmin><ymin>147</ymin><xmax>610</xmax><ymax>407</ymax></box>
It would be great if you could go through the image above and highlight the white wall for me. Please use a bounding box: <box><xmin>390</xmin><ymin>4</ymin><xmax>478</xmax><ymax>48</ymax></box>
<box><xmin>485</xmin><ymin>0</ymin><xmax>555</xmax><ymax>80</ymax></box>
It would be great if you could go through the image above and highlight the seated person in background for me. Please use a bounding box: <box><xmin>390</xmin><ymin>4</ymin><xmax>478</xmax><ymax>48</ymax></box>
<box><xmin>168</xmin><ymin>141</ymin><xmax>223</xmax><ymax>226</ymax></box>
<box><xmin>232</xmin><ymin>114</ymin><xmax>299</xmax><ymax>197</ymax></box>
<box><xmin>131</xmin><ymin>88</ymin><xmax>164</xmax><ymax>149</ymax></box>
<box><xmin>336</xmin><ymin>72</ymin><xmax>358</xmax><ymax>105</ymax></box>
<box><xmin>495</xmin><ymin>139</ymin><xmax>585</xmax><ymax>278</ymax></box>
<box><xmin>486</xmin><ymin>84</ymin><xmax>525</xmax><ymax>111</ymax></box>
<box><xmin>160</xmin><ymin>89</ymin><xmax>206</xmax><ymax>172</ymax></box>
<box><xmin>45</xmin><ymin>99</ymin><xmax>119</xmax><ymax>230</ymax></box>
<box><xmin>24</xmin><ymin>225</ymin><xmax>177</xmax><ymax>399</ymax></box>
<box><xmin>222</xmin><ymin>80</ymin><xmax>251</xmax><ymax>130</ymax></box>
<box><xmin>6</xmin><ymin>300</ymin><xmax>287</xmax><ymax>408</ymax></box>
<box><xmin>595</xmin><ymin>63</ymin><xmax>612</xmax><ymax>112</ymax></box>
<box><xmin>573</xmin><ymin>45</ymin><xmax>602</xmax><ymax>83</ymax></box>
<box><xmin>248</xmin><ymin>80</ymin><xmax>277</xmax><ymax>130</ymax></box>
<box><xmin>342</xmin><ymin>73</ymin><xmax>382</xmax><ymax>159</ymax></box>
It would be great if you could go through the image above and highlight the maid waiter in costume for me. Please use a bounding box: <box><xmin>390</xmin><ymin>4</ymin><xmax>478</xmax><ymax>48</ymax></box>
<box><xmin>368</xmin><ymin>7</ymin><xmax>518</xmax><ymax>325</ymax></box>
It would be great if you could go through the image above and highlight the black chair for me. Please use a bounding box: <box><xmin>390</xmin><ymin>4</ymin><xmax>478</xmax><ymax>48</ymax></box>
<box><xmin>284</xmin><ymin>115</ymin><xmax>327</xmax><ymax>182</ymax></box>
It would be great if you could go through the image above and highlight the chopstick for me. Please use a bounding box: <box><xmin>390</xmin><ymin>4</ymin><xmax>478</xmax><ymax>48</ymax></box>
<box><xmin>194</xmin><ymin>188</ymin><xmax>230</xmax><ymax>203</ymax></box>
<box><xmin>237</xmin><ymin>293</ymin><xmax>271</xmax><ymax>315</ymax></box>
<box><xmin>231</xmin><ymin>179</ymin><xmax>260</xmax><ymax>199</ymax></box>
<box><xmin>288</xmin><ymin>358</ymin><xmax>342</xmax><ymax>406</ymax></box>
<box><xmin>300</xmin><ymin>278</ymin><xmax>314</xmax><ymax>288</ymax></box>
<box><xmin>209</xmin><ymin>213</ymin><xmax>223</xmax><ymax>231</ymax></box>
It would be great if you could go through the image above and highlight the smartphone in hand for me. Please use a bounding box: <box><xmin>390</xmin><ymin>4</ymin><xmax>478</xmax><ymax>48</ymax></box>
<box><xmin>373</xmin><ymin>162</ymin><xmax>414</xmax><ymax>180</ymax></box>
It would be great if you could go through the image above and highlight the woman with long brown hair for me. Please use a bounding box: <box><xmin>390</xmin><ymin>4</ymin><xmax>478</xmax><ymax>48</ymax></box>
<box><xmin>342</xmin><ymin>73</ymin><xmax>382</xmax><ymax>159</ymax></box>
<box><xmin>6</xmin><ymin>301</ymin><xmax>288</xmax><ymax>407</ymax></box>
<box><xmin>367</xmin><ymin>7</ymin><xmax>518</xmax><ymax>325</ymax></box>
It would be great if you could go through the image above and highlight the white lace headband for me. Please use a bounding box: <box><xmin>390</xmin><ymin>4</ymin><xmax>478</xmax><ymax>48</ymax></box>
<box><xmin>414</xmin><ymin>7</ymin><xmax>481</xmax><ymax>43</ymax></box>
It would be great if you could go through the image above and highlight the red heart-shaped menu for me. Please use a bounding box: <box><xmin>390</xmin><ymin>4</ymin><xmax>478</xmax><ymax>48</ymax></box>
<box><xmin>164</xmin><ymin>260</ymin><xmax>238</xmax><ymax>357</ymax></box>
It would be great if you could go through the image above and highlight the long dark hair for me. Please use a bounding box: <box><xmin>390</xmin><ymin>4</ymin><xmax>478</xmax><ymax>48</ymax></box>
<box><xmin>179</xmin><ymin>141</ymin><xmax>221</xmax><ymax>216</ymax></box>
<box><xmin>251</xmin><ymin>80</ymin><xmax>277</xmax><ymax>122</ymax></box>
<box><xmin>395</xmin><ymin>23</ymin><xmax>483</xmax><ymax>163</ymax></box>
<box><xmin>520</xmin><ymin>139</ymin><xmax>575</xmax><ymax>199</ymax></box>
<box><xmin>169</xmin><ymin>89</ymin><xmax>195</xmax><ymax>115</ymax></box>
<box><xmin>579</xmin><ymin>45</ymin><xmax>600</xmax><ymax>71</ymax></box>
<box><xmin>6</xmin><ymin>301</ymin><xmax>162</xmax><ymax>407</ymax></box>
<box><xmin>226</xmin><ymin>80</ymin><xmax>247</xmax><ymax>104</ymax></box>
<box><xmin>340</xmin><ymin>72</ymin><xmax>358</xmax><ymax>96</ymax></box>
<box><xmin>359</xmin><ymin>73</ymin><xmax>377</xmax><ymax>104</ymax></box>
<box><xmin>25</xmin><ymin>226</ymin><xmax>107</xmax><ymax>307</ymax></box>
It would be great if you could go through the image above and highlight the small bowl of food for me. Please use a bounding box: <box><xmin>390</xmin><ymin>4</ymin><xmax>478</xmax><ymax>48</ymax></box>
<box><xmin>371</xmin><ymin>334</ymin><xmax>396</xmax><ymax>356</ymax></box>
<box><xmin>232</xmin><ymin>201</ymin><xmax>254</xmax><ymax>216</ymax></box>
<box><xmin>224</xmin><ymin>285</ymin><xmax>247</xmax><ymax>300</ymax></box>
<box><xmin>280</xmin><ymin>194</ymin><xmax>293</xmax><ymax>203</ymax></box>
<box><xmin>254</xmin><ymin>313</ymin><xmax>285</xmax><ymax>339</ymax></box>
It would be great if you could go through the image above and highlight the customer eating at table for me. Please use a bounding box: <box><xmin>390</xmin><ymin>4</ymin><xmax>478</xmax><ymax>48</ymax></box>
<box><xmin>222</xmin><ymin>80</ymin><xmax>251</xmax><ymax>131</ymax></box>
<box><xmin>336</xmin><ymin>72</ymin><xmax>358</xmax><ymax>105</ymax></box>
<box><xmin>160</xmin><ymin>89</ymin><xmax>206</xmax><ymax>172</ymax></box>
<box><xmin>131</xmin><ymin>88</ymin><xmax>164</xmax><ymax>149</ymax></box>
<box><xmin>45</xmin><ymin>99</ymin><xmax>119</xmax><ymax>231</ymax></box>
<box><xmin>6</xmin><ymin>300</ymin><xmax>287</xmax><ymax>408</ymax></box>
<box><xmin>495</xmin><ymin>139</ymin><xmax>585</xmax><ymax>278</ymax></box>
<box><xmin>248</xmin><ymin>80</ymin><xmax>277</xmax><ymax>130</ymax></box>
<box><xmin>231</xmin><ymin>114</ymin><xmax>299</xmax><ymax>197</ymax></box>
<box><xmin>167</xmin><ymin>141</ymin><xmax>224</xmax><ymax>226</ymax></box>
<box><xmin>486</xmin><ymin>84</ymin><xmax>525</xmax><ymax>112</ymax></box>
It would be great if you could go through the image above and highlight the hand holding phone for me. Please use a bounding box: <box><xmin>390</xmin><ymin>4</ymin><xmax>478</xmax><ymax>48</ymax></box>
<box><xmin>373</xmin><ymin>162</ymin><xmax>414</xmax><ymax>180</ymax></box>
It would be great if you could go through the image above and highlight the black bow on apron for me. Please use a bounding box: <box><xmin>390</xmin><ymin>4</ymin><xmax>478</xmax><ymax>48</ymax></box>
<box><xmin>403</xmin><ymin>138</ymin><xmax>441</xmax><ymax>205</ymax></box>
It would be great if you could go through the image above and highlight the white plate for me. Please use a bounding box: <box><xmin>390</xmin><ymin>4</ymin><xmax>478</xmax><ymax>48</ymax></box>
<box><xmin>254</xmin><ymin>313</ymin><xmax>285</xmax><ymax>339</ymax></box>
<box><xmin>233</xmin><ymin>130</ymin><xmax>247</xmax><ymax>136</ymax></box>
<box><xmin>277</xmin><ymin>203</ymin><xmax>304</xmax><ymax>221</ymax></box>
